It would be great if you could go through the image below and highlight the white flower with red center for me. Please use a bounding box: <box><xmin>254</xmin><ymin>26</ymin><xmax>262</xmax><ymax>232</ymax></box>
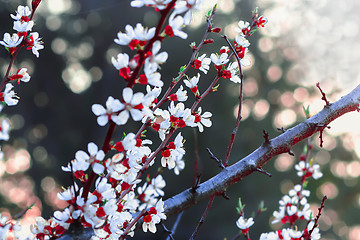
<box><xmin>236</xmin><ymin>216</ymin><xmax>254</xmax><ymax>235</ymax></box>
<box><xmin>192</xmin><ymin>54</ymin><xmax>211</xmax><ymax>74</ymax></box>
<box><xmin>27</xmin><ymin>32</ymin><xmax>44</xmax><ymax>58</ymax></box>
<box><xmin>183</xmin><ymin>73</ymin><xmax>200</xmax><ymax>96</ymax></box>
<box><xmin>152</xmin><ymin>109</ymin><xmax>171</xmax><ymax>140</ymax></box>
<box><xmin>11</xmin><ymin>6</ymin><xmax>31</xmax><ymax>21</ymax></box>
<box><xmin>167</xmin><ymin>15</ymin><xmax>188</xmax><ymax>39</ymax></box>
<box><xmin>235</xmin><ymin>35</ymin><xmax>250</xmax><ymax>48</ymax></box>
<box><xmin>289</xmin><ymin>184</ymin><xmax>310</xmax><ymax>198</ymax></box>
<box><xmin>295</xmin><ymin>161</ymin><xmax>323</xmax><ymax>180</ymax></box>
<box><xmin>161</xmin><ymin>133</ymin><xmax>185</xmax><ymax>169</ymax></box>
<box><xmin>145</xmin><ymin>40</ymin><xmax>168</xmax><ymax>70</ymax></box>
<box><xmin>220</xmin><ymin>46</ymin><xmax>229</xmax><ymax>54</ymax></box>
<box><xmin>9</xmin><ymin>68</ymin><xmax>30</xmax><ymax>83</ymax></box>
<box><xmin>168</xmin><ymin>85</ymin><xmax>188</xmax><ymax>102</ymax></box>
<box><xmin>193</xmin><ymin>107</ymin><xmax>212</xmax><ymax>132</ymax></box>
<box><xmin>221</xmin><ymin>62</ymin><xmax>240</xmax><ymax>83</ymax></box>
<box><xmin>93</xmin><ymin>178</ymin><xmax>116</xmax><ymax>203</ymax></box>
<box><xmin>115</xmin><ymin>23</ymin><xmax>155</xmax><ymax>50</ymax></box>
<box><xmin>141</xmin><ymin>62</ymin><xmax>163</xmax><ymax>87</ymax></box>
<box><xmin>57</xmin><ymin>184</ymin><xmax>79</xmax><ymax>204</ymax></box>
<box><xmin>75</xmin><ymin>142</ymin><xmax>105</xmax><ymax>175</ymax></box>
<box><xmin>113</xmin><ymin>133</ymin><xmax>137</xmax><ymax>153</ymax></box>
<box><xmin>304</xmin><ymin>221</ymin><xmax>321</xmax><ymax>240</ymax></box>
<box><xmin>0</xmin><ymin>33</ymin><xmax>23</xmax><ymax>54</ymax></box>
<box><xmin>167</xmin><ymin>102</ymin><xmax>192</xmax><ymax>129</ymax></box>
<box><xmin>117</xmin><ymin>87</ymin><xmax>145</xmax><ymax>124</ymax></box>
<box><xmin>62</xmin><ymin>158</ymin><xmax>90</xmax><ymax>182</ymax></box>
<box><xmin>172</xmin><ymin>0</ymin><xmax>203</xmax><ymax>25</ymax></box>
<box><xmin>92</xmin><ymin>96</ymin><xmax>124</xmax><ymax>126</ymax></box>
<box><xmin>53</xmin><ymin>207</ymin><xmax>81</xmax><ymax>228</ymax></box>
<box><xmin>210</xmin><ymin>52</ymin><xmax>229</xmax><ymax>71</ymax></box>
<box><xmin>143</xmin><ymin>85</ymin><xmax>161</xmax><ymax>108</ymax></box>
<box><xmin>235</xmin><ymin>20</ymin><xmax>250</xmax><ymax>36</ymax></box>
<box><xmin>30</xmin><ymin>217</ymin><xmax>53</xmax><ymax>238</ymax></box>
<box><xmin>0</xmin><ymin>83</ymin><xmax>19</xmax><ymax>106</ymax></box>
<box><xmin>142</xmin><ymin>199</ymin><xmax>166</xmax><ymax>233</ymax></box>
<box><xmin>256</xmin><ymin>16</ymin><xmax>268</xmax><ymax>28</ymax></box>
<box><xmin>137</xmin><ymin>184</ymin><xmax>158</xmax><ymax>211</ymax></box>
<box><xmin>130</xmin><ymin>0</ymin><xmax>172</xmax><ymax>10</ymax></box>
<box><xmin>13</xmin><ymin>20</ymin><xmax>34</xmax><ymax>35</ymax></box>
<box><xmin>112</xmin><ymin>53</ymin><xmax>131</xmax><ymax>80</ymax></box>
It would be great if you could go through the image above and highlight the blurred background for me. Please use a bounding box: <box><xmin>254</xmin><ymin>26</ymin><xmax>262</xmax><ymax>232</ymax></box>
<box><xmin>0</xmin><ymin>0</ymin><xmax>360</xmax><ymax>239</ymax></box>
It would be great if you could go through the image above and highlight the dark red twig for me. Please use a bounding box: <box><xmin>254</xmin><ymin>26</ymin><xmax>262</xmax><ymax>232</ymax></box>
<box><xmin>189</xmin><ymin>195</ymin><xmax>215</xmax><ymax>240</ymax></box>
<box><xmin>303</xmin><ymin>195</ymin><xmax>327</xmax><ymax>239</ymax></box>
<box><xmin>193</xmin><ymin>129</ymin><xmax>201</xmax><ymax>186</ymax></box>
<box><xmin>316</xmin><ymin>82</ymin><xmax>331</xmax><ymax>106</ymax></box>
<box><xmin>119</xmin><ymin>209</ymin><xmax>147</xmax><ymax>240</ymax></box>
<box><xmin>222</xmin><ymin>35</ymin><xmax>244</xmax><ymax>166</ymax></box>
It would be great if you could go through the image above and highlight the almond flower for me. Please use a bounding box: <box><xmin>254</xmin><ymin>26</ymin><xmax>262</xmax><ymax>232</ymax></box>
<box><xmin>117</xmin><ymin>87</ymin><xmax>145</xmax><ymax>124</ymax></box>
<box><xmin>130</xmin><ymin>0</ymin><xmax>172</xmax><ymax>10</ymax></box>
<box><xmin>0</xmin><ymin>33</ymin><xmax>23</xmax><ymax>48</ymax></box>
<box><xmin>11</xmin><ymin>5</ymin><xmax>31</xmax><ymax>21</ymax></box>
<box><xmin>92</xmin><ymin>96</ymin><xmax>124</xmax><ymax>126</ymax></box>
<box><xmin>27</xmin><ymin>32</ymin><xmax>44</xmax><ymax>58</ymax></box>
<box><xmin>184</xmin><ymin>73</ymin><xmax>200</xmax><ymax>96</ymax></box>
<box><xmin>142</xmin><ymin>199</ymin><xmax>166</xmax><ymax>233</ymax></box>
<box><xmin>192</xmin><ymin>54</ymin><xmax>211</xmax><ymax>74</ymax></box>
<box><xmin>210</xmin><ymin>52</ymin><xmax>229</xmax><ymax>70</ymax></box>
<box><xmin>0</xmin><ymin>83</ymin><xmax>19</xmax><ymax>106</ymax></box>
<box><xmin>236</xmin><ymin>216</ymin><xmax>254</xmax><ymax>235</ymax></box>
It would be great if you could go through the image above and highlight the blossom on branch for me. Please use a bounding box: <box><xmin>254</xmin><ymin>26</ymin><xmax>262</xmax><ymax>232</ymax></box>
<box><xmin>114</xmin><ymin>23</ymin><xmax>155</xmax><ymax>50</ymax></box>
<box><xmin>27</xmin><ymin>32</ymin><xmax>44</xmax><ymax>58</ymax></box>
<box><xmin>192</xmin><ymin>54</ymin><xmax>211</xmax><ymax>74</ymax></box>
<box><xmin>0</xmin><ymin>83</ymin><xmax>19</xmax><ymax>106</ymax></box>
<box><xmin>92</xmin><ymin>96</ymin><xmax>124</xmax><ymax>126</ymax></box>
<box><xmin>236</xmin><ymin>216</ymin><xmax>254</xmax><ymax>235</ymax></box>
<box><xmin>142</xmin><ymin>199</ymin><xmax>166</xmax><ymax>233</ymax></box>
<box><xmin>0</xmin><ymin>33</ymin><xmax>23</xmax><ymax>54</ymax></box>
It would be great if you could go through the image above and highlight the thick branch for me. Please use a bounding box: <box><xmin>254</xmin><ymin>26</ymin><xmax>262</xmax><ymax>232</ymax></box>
<box><xmin>163</xmin><ymin>84</ymin><xmax>360</xmax><ymax>216</ymax></box>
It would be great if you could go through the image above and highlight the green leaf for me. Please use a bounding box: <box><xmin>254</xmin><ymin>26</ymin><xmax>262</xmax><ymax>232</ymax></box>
<box><xmin>303</xmin><ymin>105</ymin><xmax>310</xmax><ymax>118</ymax></box>
<box><xmin>212</xmin><ymin>84</ymin><xmax>220</xmax><ymax>92</ymax></box>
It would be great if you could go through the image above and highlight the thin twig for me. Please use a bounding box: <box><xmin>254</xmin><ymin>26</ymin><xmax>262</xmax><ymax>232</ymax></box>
<box><xmin>316</xmin><ymin>82</ymin><xmax>331</xmax><ymax>106</ymax></box>
<box><xmin>222</xmin><ymin>35</ymin><xmax>244</xmax><ymax>166</ymax></box>
<box><xmin>193</xmin><ymin>129</ymin><xmax>201</xmax><ymax>185</ymax></box>
<box><xmin>189</xmin><ymin>195</ymin><xmax>215</xmax><ymax>240</ymax></box>
<box><xmin>206</xmin><ymin>147</ymin><xmax>225</xmax><ymax>169</ymax></box>
<box><xmin>304</xmin><ymin>195</ymin><xmax>327</xmax><ymax>239</ymax></box>
<box><xmin>165</xmin><ymin>211</ymin><xmax>184</xmax><ymax>240</ymax></box>
<box><xmin>263</xmin><ymin>130</ymin><xmax>270</xmax><ymax>144</ymax></box>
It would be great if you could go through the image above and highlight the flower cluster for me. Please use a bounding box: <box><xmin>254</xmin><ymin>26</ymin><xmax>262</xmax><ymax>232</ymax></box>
<box><xmin>235</xmin><ymin>144</ymin><xmax>322</xmax><ymax>240</ymax></box>
<box><xmin>0</xmin><ymin>4</ymin><xmax>43</xmax><ymax>107</ymax></box>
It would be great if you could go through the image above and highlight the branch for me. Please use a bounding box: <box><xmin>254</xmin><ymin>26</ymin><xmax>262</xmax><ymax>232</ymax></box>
<box><xmin>163</xmin><ymin>84</ymin><xmax>360</xmax><ymax>216</ymax></box>
<box><xmin>58</xmin><ymin>84</ymin><xmax>360</xmax><ymax>240</ymax></box>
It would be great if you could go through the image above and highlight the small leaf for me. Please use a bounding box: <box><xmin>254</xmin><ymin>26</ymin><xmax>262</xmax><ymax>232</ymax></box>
<box><xmin>212</xmin><ymin>84</ymin><xmax>220</xmax><ymax>92</ymax></box>
<box><xmin>303</xmin><ymin>105</ymin><xmax>311</xmax><ymax>118</ymax></box>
